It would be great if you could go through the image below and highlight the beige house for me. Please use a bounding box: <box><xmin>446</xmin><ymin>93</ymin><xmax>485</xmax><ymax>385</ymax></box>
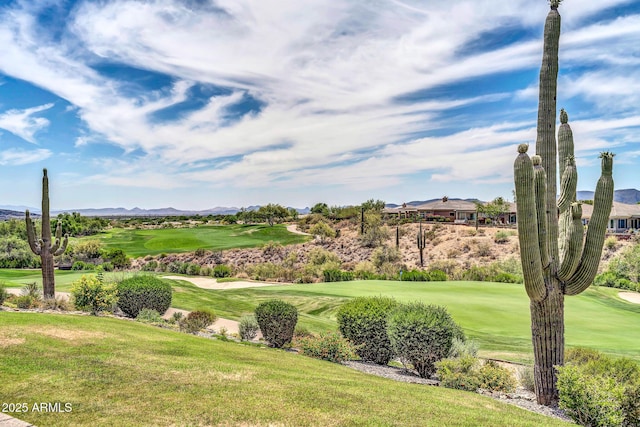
<box><xmin>581</xmin><ymin>201</ymin><xmax>640</xmax><ymax>232</ymax></box>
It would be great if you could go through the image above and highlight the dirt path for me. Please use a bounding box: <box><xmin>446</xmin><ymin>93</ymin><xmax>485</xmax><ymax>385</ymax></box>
<box><xmin>619</xmin><ymin>291</ymin><xmax>640</xmax><ymax>304</ymax></box>
<box><xmin>162</xmin><ymin>275</ymin><xmax>286</xmax><ymax>290</ymax></box>
<box><xmin>6</xmin><ymin>288</ymin><xmax>70</xmax><ymax>299</ymax></box>
<box><xmin>286</xmin><ymin>224</ymin><xmax>310</xmax><ymax>236</ymax></box>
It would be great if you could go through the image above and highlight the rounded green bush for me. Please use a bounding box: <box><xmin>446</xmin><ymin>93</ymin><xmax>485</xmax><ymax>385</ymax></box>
<box><xmin>116</xmin><ymin>275</ymin><xmax>172</xmax><ymax>318</ymax></box>
<box><xmin>337</xmin><ymin>296</ymin><xmax>398</xmax><ymax>365</ymax></box>
<box><xmin>387</xmin><ymin>302</ymin><xmax>464</xmax><ymax>378</ymax></box>
<box><xmin>179</xmin><ymin>309</ymin><xmax>217</xmax><ymax>334</ymax></box>
<box><xmin>254</xmin><ymin>299</ymin><xmax>298</xmax><ymax>348</ymax></box>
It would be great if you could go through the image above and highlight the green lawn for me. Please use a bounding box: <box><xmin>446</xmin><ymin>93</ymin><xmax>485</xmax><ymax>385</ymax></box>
<box><xmin>79</xmin><ymin>223</ymin><xmax>309</xmax><ymax>256</ymax></box>
<box><xmin>0</xmin><ymin>312</ymin><xmax>568</xmax><ymax>427</ymax></box>
<box><xmin>166</xmin><ymin>279</ymin><xmax>640</xmax><ymax>363</ymax></box>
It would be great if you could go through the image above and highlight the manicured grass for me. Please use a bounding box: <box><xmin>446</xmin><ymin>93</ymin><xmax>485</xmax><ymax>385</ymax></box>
<box><xmin>167</xmin><ymin>279</ymin><xmax>640</xmax><ymax>363</ymax></box>
<box><xmin>80</xmin><ymin>224</ymin><xmax>309</xmax><ymax>256</ymax></box>
<box><xmin>0</xmin><ymin>270</ymin><xmax>131</xmax><ymax>292</ymax></box>
<box><xmin>0</xmin><ymin>312</ymin><xmax>568</xmax><ymax>427</ymax></box>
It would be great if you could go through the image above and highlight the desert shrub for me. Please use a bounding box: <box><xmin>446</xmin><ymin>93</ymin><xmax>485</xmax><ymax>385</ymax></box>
<box><xmin>297</xmin><ymin>331</ymin><xmax>357</xmax><ymax>363</ymax></box>
<box><xmin>360</xmin><ymin>212</ymin><xmax>390</xmax><ymax>248</ymax></box>
<box><xmin>169</xmin><ymin>311</ymin><xmax>184</xmax><ymax>324</ymax></box>
<box><xmin>429</xmin><ymin>260</ymin><xmax>462</xmax><ymax>280</ymax></box>
<box><xmin>180</xmin><ymin>309</ymin><xmax>217</xmax><ymax>334</ymax></box>
<box><xmin>337</xmin><ymin>296</ymin><xmax>398</xmax><ymax>365</ymax></box>
<box><xmin>322</xmin><ymin>269</ymin><xmax>354</xmax><ymax>282</ymax></box>
<box><xmin>518</xmin><ymin>366</ymin><xmax>536</xmax><ymax>392</ymax></box>
<box><xmin>41</xmin><ymin>296</ymin><xmax>70</xmax><ymax>311</ymax></box>
<box><xmin>426</xmin><ymin>269</ymin><xmax>448</xmax><ymax>281</ymax></box>
<box><xmin>103</xmin><ymin>248</ymin><xmax>131</xmax><ymax>269</ymax></box>
<box><xmin>370</xmin><ymin>246</ymin><xmax>401</xmax><ymax>269</ymax></box>
<box><xmin>136</xmin><ymin>308</ymin><xmax>163</xmax><ymax>324</ymax></box>
<box><xmin>0</xmin><ymin>283</ymin><xmax>8</xmax><ymax>305</ymax></box>
<box><xmin>249</xmin><ymin>262</ymin><xmax>283</xmax><ymax>281</ymax></box>
<box><xmin>387</xmin><ymin>302</ymin><xmax>464</xmax><ymax>378</ymax></box>
<box><xmin>493</xmin><ymin>272</ymin><xmax>521</xmax><ymax>283</ymax></box>
<box><xmin>436</xmin><ymin>356</ymin><xmax>481</xmax><ymax>392</ymax></box>
<box><xmin>436</xmin><ymin>357</ymin><xmax>515</xmax><ymax>393</ymax></box>
<box><xmin>200</xmin><ymin>266</ymin><xmax>212</xmax><ymax>277</ymax></box>
<box><xmin>308</xmin><ymin>247</ymin><xmax>341</xmax><ymax>266</ymax></box>
<box><xmin>557</xmin><ymin>349</ymin><xmax>640</xmax><ymax>427</ymax></box>
<box><xmin>116</xmin><ymin>275</ymin><xmax>172</xmax><ymax>318</ymax></box>
<box><xmin>255</xmin><ymin>299</ymin><xmax>298</xmax><ymax>348</ymax></box>
<box><xmin>400</xmin><ymin>269</ymin><xmax>430</xmax><ymax>281</ymax></box>
<box><xmin>100</xmin><ymin>262</ymin><xmax>114</xmax><ymax>272</ymax></box>
<box><xmin>213</xmin><ymin>264</ymin><xmax>232</xmax><ymax>278</ymax></box>
<box><xmin>142</xmin><ymin>260</ymin><xmax>159</xmax><ymax>272</ymax></box>
<box><xmin>194</xmin><ymin>248</ymin><xmax>207</xmax><ymax>257</ymax></box>
<box><xmin>565</xmin><ymin>347</ymin><xmax>605</xmax><ymax>365</ymax></box>
<box><xmin>21</xmin><ymin>282</ymin><xmax>41</xmax><ymax>299</ymax></box>
<box><xmin>186</xmin><ymin>263</ymin><xmax>201</xmax><ymax>276</ymax></box>
<box><xmin>72</xmin><ymin>260</ymin><xmax>94</xmax><ymax>271</ymax></box>
<box><xmin>71</xmin><ymin>239</ymin><xmax>103</xmax><ymax>261</ymax></box>
<box><xmin>309</xmin><ymin>221</ymin><xmax>337</xmax><ymax>240</ymax></box>
<box><xmin>604</xmin><ymin>235</ymin><xmax>618</xmax><ymax>250</ymax></box>
<box><xmin>15</xmin><ymin>295</ymin><xmax>39</xmax><ymax>309</ymax></box>
<box><xmin>606</xmin><ymin>244</ymin><xmax>640</xmax><ymax>284</ymax></box>
<box><xmin>474</xmin><ymin>242</ymin><xmax>492</xmax><ymax>257</ymax></box>
<box><xmin>293</xmin><ymin>325</ymin><xmax>314</xmax><ymax>340</ymax></box>
<box><xmin>448</xmin><ymin>337</ymin><xmax>479</xmax><ymax>358</ymax></box>
<box><xmin>168</xmin><ymin>261</ymin><xmax>183</xmax><ymax>273</ymax></box>
<box><xmin>239</xmin><ymin>315</ymin><xmax>259</xmax><ymax>341</ymax></box>
<box><xmin>71</xmin><ymin>275</ymin><xmax>118</xmax><ymax>315</ymax></box>
<box><xmin>262</xmin><ymin>241</ymin><xmax>284</xmax><ymax>257</ymax></box>
<box><xmin>353</xmin><ymin>261</ymin><xmax>378</xmax><ymax>280</ymax></box>
<box><xmin>478</xmin><ymin>360</ymin><xmax>517</xmax><ymax>392</ymax></box>
<box><xmin>494</xmin><ymin>231</ymin><xmax>510</xmax><ymax>243</ymax></box>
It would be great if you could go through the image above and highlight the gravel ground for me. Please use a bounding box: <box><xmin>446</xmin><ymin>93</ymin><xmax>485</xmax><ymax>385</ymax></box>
<box><xmin>341</xmin><ymin>360</ymin><xmax>572</xmax><ymax>423</ymax></box>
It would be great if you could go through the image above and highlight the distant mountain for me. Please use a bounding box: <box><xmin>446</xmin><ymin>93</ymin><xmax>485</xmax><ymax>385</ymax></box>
<box><xmin>45</xmin><ymin>205</ymin><xmax>310</xmax><ymax>217</ymax></box>
<box><xmin>0</xmin><ymin>209</ymin><xmax>34</xmax><ymax>220</ymax></box>
<box><xmin>577</xmin><ymin>188</ymin><xmax>640</xmax><ymax>204</ymax></box>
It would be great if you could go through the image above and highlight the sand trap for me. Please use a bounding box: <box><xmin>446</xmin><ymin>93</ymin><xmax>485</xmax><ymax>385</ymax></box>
<box><xmin>619</xmin><ymin>291</ymin><xmax>640</xmax><ymax>304</ymax></box>
<box><xmin>162</xmin><ymin>275</ymin><xmax>286</xmax><ymax>290</ymax></box>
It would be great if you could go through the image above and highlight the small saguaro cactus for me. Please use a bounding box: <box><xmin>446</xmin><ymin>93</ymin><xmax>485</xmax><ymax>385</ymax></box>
<box><xmin>25</xmin><ymin>169</ymin><xmax>68</xmax><ymax>298</ymax></box>
<box><xmin>417</xmin><ymin>221</ymin><xmax>426</xmax><ymax>267</ymax></box>
<box><xmin>513</xmin><ymin>0</ymin><xmax>614</xmax><ymax>407</ymax></box>
<box><xmin>396</xmin><ymin>226</ymin><xmax>400</xmax><ymax>248</ymax></box>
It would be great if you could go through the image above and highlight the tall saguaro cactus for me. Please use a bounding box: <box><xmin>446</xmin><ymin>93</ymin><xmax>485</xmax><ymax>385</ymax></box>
<box><xmin>25</xmin><ymin>169</ymin><xmax>68</xmax><ymax>299</ymax></box>
<box><xmin>514</xmin><ymin>0</ymin><xmax>614</xmax><ymax>406</ymax></box>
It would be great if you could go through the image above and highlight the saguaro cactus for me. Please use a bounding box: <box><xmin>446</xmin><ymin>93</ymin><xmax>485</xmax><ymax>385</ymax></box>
<box><xmin>417</xmin><ymin>221</ymin><xmax>426</xmax><ymax>267</ymax></box>
<box><xmin>513</xmin><ymin>0</ymin><xmax>614</xmax><ymax>406</ymax></box>
<box><xmin>25</xmin><ymin>169</ymin><xmax>68</xmax><ymax>298</ymax></box>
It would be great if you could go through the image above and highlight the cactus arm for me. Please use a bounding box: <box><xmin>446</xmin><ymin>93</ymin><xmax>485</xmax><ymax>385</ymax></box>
<box><xmin>51</xmin><ymin>222</ymin><xmax>63</xmax><ymax>254</ymax></box>
<box><xmin>557</xmin><ymin>109</ymin><xmax>573</xmax><ymax>181</ymax></box>
<box><xmin>557</xmin><ymin>156</ymin><xmax>577</xmax><ymax>214</ymax></box>
<box><xmin>565</xmin><ymin>153</ymin><xmax>614</xmax><ymax>295</ymax></box>
<box><xmin>532</xmin><ymin>155</ymin><xmax>550</xmax><ymax>268</ymax></box>
<box><xmin>557</xmin><ymin>203</ymin><xmax>583</xmax><ymax>281</ymax></box>
<box><xmin>514</xmin><ymin>144</ymin><xmax>546</xmax><ymax>301</ymax></box>
<box><xmin>53</xmin><ymin>235</ymin><xmax>69</xmax><ymax>257</ymax></box>
<box><xmin>25</xmin><ymin>210</ymin><xmax>42</xmax><ymax>255</ymax></box>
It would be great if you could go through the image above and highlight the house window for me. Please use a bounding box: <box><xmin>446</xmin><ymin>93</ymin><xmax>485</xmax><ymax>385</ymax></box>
<box><xmin>618</xmin><ymin>219</ymin><xmax>627</xmax><ymax>229</ymax></box>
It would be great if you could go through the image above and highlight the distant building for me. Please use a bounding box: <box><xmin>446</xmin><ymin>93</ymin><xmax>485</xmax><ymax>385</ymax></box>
<box><xmin>581</xmin><ymin>201</ymin><xmax>640</xmax><ymax>233</ymax></box>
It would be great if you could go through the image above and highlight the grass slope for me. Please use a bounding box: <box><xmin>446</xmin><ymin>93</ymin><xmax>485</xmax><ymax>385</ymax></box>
<box><xmin>82</xmin><ymin>224</ymin><xmax>309</xmax><ymax>256</ymax></box>
<box><xmin>0</xmin><ymin>312</ymin><xmax>568</xmax><ymax>427</ymax></box>
<box><xmin>167</xmin><ymin>279</ymin><xmax>640</xmax><ymax>362</ymax></box>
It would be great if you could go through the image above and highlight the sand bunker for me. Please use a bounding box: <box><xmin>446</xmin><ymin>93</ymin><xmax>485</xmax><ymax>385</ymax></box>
<box><xmin>619</xmin><ymin>291</ymin><xmax>640</xmax><ymax>304</ymax></box>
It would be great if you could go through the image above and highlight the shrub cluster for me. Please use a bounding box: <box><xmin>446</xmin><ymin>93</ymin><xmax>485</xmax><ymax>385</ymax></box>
<box><xmin>213</xmin><ymin>264</ymin><xmax>232</xmax><ymax>278</ymax></box>
<box><xmin>297</xmin><ymin>331</ymin><xmax>357</xmax><ymax>363</ymax></box>
<box><xmin>557</xmin><ymin>348</ymin><xmax>640</xmax><ymax>427</ymax></box>
<box><xmin>71</xmin><ymin>275</ymin><xmax>118</xmax><ymax>315</ymax></box>
<box><xmin>337</xmin><ymin>296</ymin><xmax>398</xmax><ymax>365</ymax></box>
<box><xmin>116</xmin><ymin>275</ymin><xmax>172</xmax><ymax>318</ymax></box>
<box><xmin>255</xmin><ymin>300</ymin><xmax>298</xmax><ymax>348</ymax></box>
<box><xmin>136</xmin><ymin>308</ymin><xmax>163</xmax><ymax>324</ymax></box>
<box><xmin>179</xmin><ymin>309</ymin><xmax>217</xmax><ymax>334</ymax></box>
<box><xmin>387</xmin><ymin>302</ymin><xmax>464</xmax><ymax>378</ymax></box>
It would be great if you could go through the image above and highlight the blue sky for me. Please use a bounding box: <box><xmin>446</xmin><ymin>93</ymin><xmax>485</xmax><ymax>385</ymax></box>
<box><xmin>0</xmin><ymin>0</ymin><xmax>638</xmax><ymax>210</ymax></box>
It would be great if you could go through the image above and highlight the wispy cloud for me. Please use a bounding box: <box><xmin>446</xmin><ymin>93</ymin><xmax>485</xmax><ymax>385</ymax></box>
<box><xmin>0</xmin><ymin>147</ymin><xmax>52</xmax><ymax>165</ymax></box>
<box><xmin>0</xmin><ymin>104</ymin><xmax>54</xmax><ymax>143</ymax></box>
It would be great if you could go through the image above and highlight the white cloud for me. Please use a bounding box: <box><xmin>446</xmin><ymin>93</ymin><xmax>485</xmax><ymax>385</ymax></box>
<box><xmin>0</xmin><ymin>147</ymin><xmax>51</xmax><ymax>165</ymax></box>
<box><xmin>0</xmin><ymin>104</ymin><xmax>54</xmax><ymax>143</ymax></box>
<box><xmin>0</xmin><ymin>0</ymin><xmax>637</xmax><ymax>206</ymax></box>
